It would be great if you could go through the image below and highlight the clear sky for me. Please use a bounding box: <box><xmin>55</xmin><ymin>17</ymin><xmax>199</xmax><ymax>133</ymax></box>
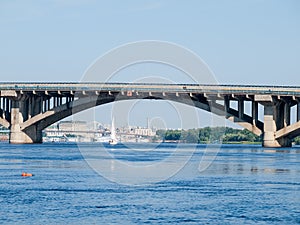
<box><xmin>1</xmin><ymin>0</ymin><xmax>299</xmax><ymax>128</ymax></box>
<box><xmin>1</xmin><ymin>0</ymin><xmax>299</xmax><ymax>84</ymax></box>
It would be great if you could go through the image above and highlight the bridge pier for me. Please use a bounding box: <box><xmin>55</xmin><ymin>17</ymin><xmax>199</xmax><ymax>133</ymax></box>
<box><xmin>263</xmin><ymin>103</ymin><xmax>281</xmax><ymax>147</ymax></box>
<box><xmin>9</xmin><ymin>99</ymin><xmax>43</xmax><ymax>144</ymax></box>
<box><xmin>10</xmin><ymin>126</ymin><xmax>43</xmax><ymax>144</ymax></box>
<box><xmin>262</xmin><ymin>102</ymin><xmax>292</xmax><ymax>147</ymax></box>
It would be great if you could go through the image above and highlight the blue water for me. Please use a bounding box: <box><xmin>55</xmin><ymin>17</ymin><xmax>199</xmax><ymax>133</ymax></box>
<box><xmin>0</xmin><ymin>142</ymin><xmax>299</xmax><ymax>224</ymax></box>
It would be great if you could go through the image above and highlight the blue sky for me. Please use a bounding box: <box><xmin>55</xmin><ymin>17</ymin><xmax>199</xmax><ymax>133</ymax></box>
<box><xmin>1</xmin><ymin>0</ymin><xmax>299</xmax><ymax>128</ymax></box>
<box><xmin>1</xmin><ymin>0</ymin><xmax>299</xmax><ymax>85</ymax></box>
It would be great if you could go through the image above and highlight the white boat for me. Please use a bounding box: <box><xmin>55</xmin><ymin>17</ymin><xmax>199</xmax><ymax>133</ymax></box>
<box><xmin>95</xmin><ymin>136</ymin><xmax>111</xmax><ymax>143</ymax></box>
<box><xmin>109</xmin><ymin>117</ymin><xmax>118</xmax><ymax>145</ymax></box>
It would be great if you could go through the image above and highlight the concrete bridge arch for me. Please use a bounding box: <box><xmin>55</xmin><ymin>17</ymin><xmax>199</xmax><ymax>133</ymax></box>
<box><xmin>0</xmin><ymin>82</ymin><xmax>300</xmax><ymax>147</ymax></box>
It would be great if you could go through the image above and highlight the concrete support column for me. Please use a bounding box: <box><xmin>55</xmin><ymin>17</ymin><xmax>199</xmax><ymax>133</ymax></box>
<box><xmin>32</xmin><ymin>96</ymin><xmax>42</xmax><ymax>115</ymax></box>
<box><xmin>54</xmin><ymin>97</ymin><xmax>57</xmax><ymax>107</ymax></box>
<box><xmin>5</xmin><ymin>98</ymin><xmax>10</xmax><ymax>119</ymax></box>
<box><xmin>9</xmin><ymin>100</ymin><xmax>25</xmax><ymax>144</ymax></box>
<box><xmin>9</xmin><ymin>99</ymin><xmax>43</xmax><ymax>144</ymax></box>
<box><xmin>19</xmin><ymin>99</ymin><xmax>28</xmax><ymax>122</ymax></box>
<box><xmin>44</xmin><ymin>99</ymin><xmax>47</xmax><ymax>112</ymax></box>
<box><xmin>40</xmin><ymin>97</ymin><xmax>43</xmax><ymax>113</ymax></box>
<box><xmin>224</xmin><ymin>97</ymin><xmax>230</xmax><ymax>113</ymax></box>
<box><xmin>1</xmin><ymin>98</ymin><xmax>5</xmax><ymax>118</ymax></box>
<box><xmin>297</xmin><ymin>102</ymin><xmax>300</xmax><ymax>122</ymax></box>
<box><xmin>262</xmin><ymin>102</ymin><xmax>291</xmax><ymax>147</ymax></box>
<box><xmin>263</xmin><ymin>103</ymin><xmax>281</xmax><ymax>147</ymax></box>
<box><xmin>252</xmin><ymin>101</ymin><xmax>258</xmax><ymax>126</ymax></box>
<box><xmin>283</xmin><ymin>102</ymin><xmax>290</xmax><ymax>127</ymax></box>
<box><xmin>238</xmin><ymin>99</ymin><xmax>244</xmax><ymax>119</ymax></box>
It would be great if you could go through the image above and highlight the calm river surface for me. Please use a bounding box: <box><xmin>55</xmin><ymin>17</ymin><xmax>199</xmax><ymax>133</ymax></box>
<box><xmin>0</xmin><ymin>142</ymin><xmax>299</xmax><ymax>224</ymax></box>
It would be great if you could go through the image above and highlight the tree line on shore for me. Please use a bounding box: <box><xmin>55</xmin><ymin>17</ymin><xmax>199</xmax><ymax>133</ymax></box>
<box><xmin>294</xmin><ymin>136</ymin><xmax>300</xmax><ymax>145</ymax></box>
<box><xmin>155</xmin><ymin>127</ymin><xmax>300</xmax><ymax>144</ymax></box>
<box><xmin>0</xmin><ymin>124</ymin><xmax>300</xmax><ymax>144</ymax></box>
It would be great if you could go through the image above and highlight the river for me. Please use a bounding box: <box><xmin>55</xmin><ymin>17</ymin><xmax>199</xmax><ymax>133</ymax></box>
<box><xmin>0</xmin><ymin>142</ymin><xmax>299</xmax><ymax>224</ymax></box>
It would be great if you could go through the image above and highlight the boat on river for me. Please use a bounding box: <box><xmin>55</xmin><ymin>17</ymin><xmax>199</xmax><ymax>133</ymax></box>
<box><xmin>109</xmin><ymin>117</ymin><xmax>118</xmax><ymax>145</ymax></box>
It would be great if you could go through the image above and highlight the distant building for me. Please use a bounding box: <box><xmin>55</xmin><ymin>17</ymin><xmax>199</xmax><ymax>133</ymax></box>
<box><xmin>43</xmin><ymin>120</ymin><xmax>157</xmax><ymax>143</ymax></box>
<box><xmin>133</xmin><ymin>127</ymin><xmax>156</xmax><ymax>136</ymax></box>
<box><xmin>58</xmin><ymin>121</ymin><xmax>88</xmax><ymax>132</ymax></box>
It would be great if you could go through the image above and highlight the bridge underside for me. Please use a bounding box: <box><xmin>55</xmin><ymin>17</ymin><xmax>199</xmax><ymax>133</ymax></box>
<box><xmin>0</xmin><ymin>86</ymin><xmax>300</xmax><ymax>147</ymax></box>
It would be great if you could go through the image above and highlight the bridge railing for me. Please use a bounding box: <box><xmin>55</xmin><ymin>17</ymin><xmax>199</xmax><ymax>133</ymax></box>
<box><xmin>0</xmin><ymin>82</ymin><xmax>299</xmax><ymax>96</ymax></box>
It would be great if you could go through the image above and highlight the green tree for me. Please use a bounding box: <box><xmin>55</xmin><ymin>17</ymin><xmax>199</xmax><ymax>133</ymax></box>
<box><xmin>155</xmin><ymin>127</ymin><xmax>262</xmax><ymax>144</ymax></box>
<box><xmin>294</xmin><ymin>136</ymin><xmax>300</xmax><ymax>145</ymax></box>
<box><xmin>185</xmin><ymin>129</ymin><xmax>199</xmax><ymax>143</ymax></box>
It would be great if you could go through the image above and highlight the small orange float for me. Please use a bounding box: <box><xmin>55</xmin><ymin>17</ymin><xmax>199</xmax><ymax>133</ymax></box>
<box><xmin>21</xmin><ymin>172</ymin><xmax>33</xmax><ymax>177</ymax></box>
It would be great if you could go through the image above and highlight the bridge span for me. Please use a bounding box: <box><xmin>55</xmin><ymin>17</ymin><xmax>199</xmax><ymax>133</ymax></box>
<box><xmin>0</xmin><ymin>82</ymin><xmax>300</xmax><ymax>147</ymax></box>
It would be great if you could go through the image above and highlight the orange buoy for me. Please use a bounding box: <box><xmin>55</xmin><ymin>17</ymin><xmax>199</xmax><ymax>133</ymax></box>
<box><xmin>21</xmin><ymin>172</ymin><xmax>33</xmax><ymax>177</ymax></box>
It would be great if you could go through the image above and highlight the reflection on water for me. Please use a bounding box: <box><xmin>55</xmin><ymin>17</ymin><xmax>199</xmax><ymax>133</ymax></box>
<box><xmin>189</xmin><ymin>145</ymin><xmax>299</xmax><ymax>177</ymax></box>
<box><xmin>263</xmin><ymin>149</ymin><xmax>292</xmax><ymax>153</ymax></box>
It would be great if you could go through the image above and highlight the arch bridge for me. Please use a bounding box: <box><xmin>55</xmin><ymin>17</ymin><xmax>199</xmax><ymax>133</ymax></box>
<box><xmin>0</xmin><ymin>82</ymin><xmax>300</xmax><ymax>147</ymax></box>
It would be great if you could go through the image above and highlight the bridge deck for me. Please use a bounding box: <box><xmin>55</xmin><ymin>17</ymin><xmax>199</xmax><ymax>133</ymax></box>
<box><xmin>0</xmin><ymin>82</ymin><xmax>299</xmax><ymax>96</ymax></box>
